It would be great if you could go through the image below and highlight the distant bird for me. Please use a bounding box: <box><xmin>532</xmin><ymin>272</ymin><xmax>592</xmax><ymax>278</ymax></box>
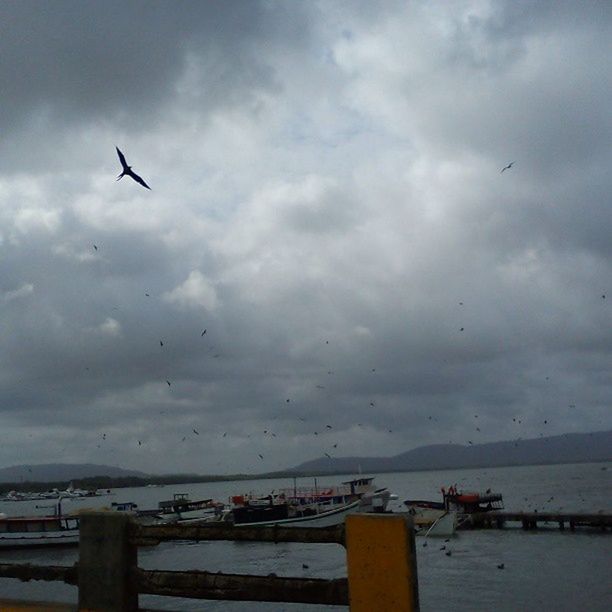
<box><xmin>325</xmin><ymin>453</ymin><xmax>332</xmax><ymax>458</ymax></box>
<box><xmin>439</xmin><ymin>545</ymin><xmax>446</xmax><ymax>551</ymax></box>
<box><xmin>166</xmin><ymin>380</ymin><xmax>171</xmax><ymax>386</ymax></box>
<box><xmin>500</xmin><ymin>161</ymin><xmax>515</xmax><ymax>173</ymax></box>
<box><xmin>115</xmin><ymin>147</ymin><xmax>151</xmax><ymax>189</ymax></box>
<box><xmin>138</xmin><ymin>440</ymin><xmax>142</xmax><ymax>446</ymax></box>
<box><xmin>460</xmin><ymin>327</ymin><xmax>464</xmax><ymax>332</ymax></box>
<box><xmin>316</xmin><ymin>385</ymin><xmax>325</xmax><ymax>389</ymax></box>
<box><xmin>602</xmin><ymin>294</ymin><xmax>606</xmax><ymax>299</ymax></box>
<box><xmin>286</xmin><ymin>399</ymin><xmax>290</xmax><ymax>403</ymax></box>
<box><xmin>370</xmin><ymin>402</ymin><xmax>375</xmax><ymax>407</ymax></box>
<box><xmin>93</xmin><ymin>244</ymin><xmax>98</xmax><ymax>251</ymax></box>
<box><xmin>332</xmin><ymin>444</ymin><xmax>338</xmax><ymax>448</ymax></box>
<box><xmin>181</xmin><ymin>437</ymin><xmax>186</xmax><ymax>442</ymax></box>
<box><xmin>160</xmin><ymin>340</ymin><xmax>164</xmax><ymax>347</ymax></box>
<box><xmin>145</xmin><ymin>293</ymin><xmax>150</xmax><ymax>297</ymax></box>
<box><xmin>302</xmin><ymin>563</ymin><xmax>309</xmax><ymax>569</ymax></box>
<box><xmin>193</xmin><ymin>429</ymin><xmax>199</xmax><ymax>435</ymax></box>
<box><xmin>201</xmin><ymin>329</ymin><xmax>207</xmax><ymax>336</ymax></box>
<box><xmin>258</xmin><ymin>454</ymin><xmax>264</xmax><ymax>460</ymax></box>
<box><xmin>445</xmin><ymin>550</ymin><xmax>452</xmax><ymax>557</ymax></box>
<box><xmin>468</xmin><ymin>441</ymin><xmax>473</xmax><ymax>445</ymax></box>
<box><xmin>497</xmin><ymin>563</ymin><xmax>505</xmax><ymax>569</ymax></box>
<box><xmin>326</xmin><ymin>425</ymin><xmax>333</xmax><ymax>429</ymax></box>
<box><xmin>223</xmin><ymin>432</ymin><xmax>227</xmax><ymax>437</ymax></box>
<box><xmin>422</xmin><ymin>541</ymin><xmax>428</xmax><ymax>547</ymax></box>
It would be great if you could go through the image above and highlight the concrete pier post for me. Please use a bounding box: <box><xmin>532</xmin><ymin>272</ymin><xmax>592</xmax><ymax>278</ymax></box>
<box><xmin>345</xmin><ymin>514</ymin><xmax>419</xmax><ymax>611</ymax></box>
<box><xmin>78</xmin><ymin>512</ymin><xmax>138</xmax><ymax>611</ymax></box>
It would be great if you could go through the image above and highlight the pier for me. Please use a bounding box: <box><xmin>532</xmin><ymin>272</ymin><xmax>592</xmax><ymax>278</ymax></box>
<box><xmin>468</xmin><ymin>511</ymin><xmax>612</xmax><ymax>531</ymax></box>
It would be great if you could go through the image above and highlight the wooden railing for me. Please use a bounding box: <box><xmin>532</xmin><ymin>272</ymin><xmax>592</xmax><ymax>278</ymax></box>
<box><xmin>0</xmin><ymin>512</ymin><xmax>419</xmax><ymax>611</ymax></box>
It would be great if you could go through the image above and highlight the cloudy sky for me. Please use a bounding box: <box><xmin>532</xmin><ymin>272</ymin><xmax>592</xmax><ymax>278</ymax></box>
<box><xmin>1</xmin><ymin>1</ymin><xmax>610</xmax><ymax>475</ymax></box>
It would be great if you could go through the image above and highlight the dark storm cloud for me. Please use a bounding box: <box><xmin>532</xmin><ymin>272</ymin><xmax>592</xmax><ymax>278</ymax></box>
<box><xmin>0</xmin><ymin>0</ymin><xmax>312</xmax><ymax>169</ymax></box>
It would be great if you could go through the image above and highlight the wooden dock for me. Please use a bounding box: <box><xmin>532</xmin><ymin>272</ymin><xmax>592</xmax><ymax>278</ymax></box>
<box><xmin>467</xmin><ymin>511</ymin><xmax>612</xmax><ymax>531</ymax></box>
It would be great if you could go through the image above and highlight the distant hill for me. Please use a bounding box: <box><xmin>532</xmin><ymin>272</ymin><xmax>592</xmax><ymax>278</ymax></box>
<box><xmin>288</xmin><ymin>430</ymin><xmax>612</xmax><ymax>474</ymax></box>
<box><xmin>0</xmin><ymin>463</ymin><xmax>148</xmax><ymax>484</ymax></box>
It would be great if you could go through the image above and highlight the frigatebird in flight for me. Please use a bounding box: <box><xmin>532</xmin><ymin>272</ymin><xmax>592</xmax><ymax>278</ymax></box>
<box><xmin>115</xmin><ymin>147</ymin><xmax>151</xmax><ymax>189</ymax></box>
<box><xmin>500</xmin><ymin>161</ymin><xmax>515</xmax><ymax>173</ymax></box>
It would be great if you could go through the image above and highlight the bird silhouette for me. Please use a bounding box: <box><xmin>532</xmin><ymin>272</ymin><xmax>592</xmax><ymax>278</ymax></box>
<box><xmin>193</xmin><ymin>429</ymin><xmax>199</xmax><ymax>435</ymax></box>
<box><xmin>115</xmin><ymin>147</ymin><xmax>151</xmax><ymax>189</ymax></box>
<box><xmin>201</xmin><ymin>329</ymin><xmax>207</xmax><ymax>336</ymax></box>
<box><xmin>166</xmin><ymin>380</ymin><xmax>171</xmax><ymax>386</ymax></box>
<box><xmin>500</xmin><ymin>161</ymin><xmax>515</xmax><ymax>173</ymax></box>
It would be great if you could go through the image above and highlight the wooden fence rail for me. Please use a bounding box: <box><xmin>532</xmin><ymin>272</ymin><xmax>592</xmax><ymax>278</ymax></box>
<box><xmin>0</xmin><ymin>512</ymin><xmax>419</xmax><ymax>611</ymax></box>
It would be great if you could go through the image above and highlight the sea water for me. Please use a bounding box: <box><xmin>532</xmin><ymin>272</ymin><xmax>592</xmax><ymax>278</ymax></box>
<box><xmin>0</xmin><ymin>462</ymin><xmax>610</xmax><ymax>611</ymax></box>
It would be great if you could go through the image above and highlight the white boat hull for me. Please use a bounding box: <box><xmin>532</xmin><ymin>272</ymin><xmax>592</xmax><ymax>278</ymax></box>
<box><xmin>0</xmin><ymin>530</ymin><xmax>79</xmax><ymax>549</ymax></box>
<box><xmin>233</xmin><ymin>499</ymin><xmax>363</xmax><ymax>528</ymax></box>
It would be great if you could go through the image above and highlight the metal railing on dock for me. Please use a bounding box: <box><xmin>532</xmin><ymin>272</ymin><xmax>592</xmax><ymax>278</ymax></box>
<box><xmin>0</xmin><ymin>512</ymin><xmax>420</xmax><ymax>611</ymax></box>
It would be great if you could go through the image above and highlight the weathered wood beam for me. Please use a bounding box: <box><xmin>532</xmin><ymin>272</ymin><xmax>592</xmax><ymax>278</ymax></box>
<box><xmin>131</xmin><ymin>522</ymin><xmax>346</xmax><ymax>546</ymax></box>
<box><xmin>0</xmin><ymin>563</ymin><xmax>77</xmax><ymax>585</ymax></box>
<box><xmin>134</xmin><ymin>568</ymin><xmax>349</xmax><ymax>605</ymax></box>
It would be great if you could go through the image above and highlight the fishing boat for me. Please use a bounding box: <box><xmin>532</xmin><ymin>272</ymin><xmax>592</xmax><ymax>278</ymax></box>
<box><xmin>0</xmin><ymin>500</ymin><xmax>79</xmax><ymax>549</ymax></box>
<box><xmin>121</xmin><ymin>493</ymin><xmax>225</xmax><ymax>525</ymax></box>
<box><xmin>227</xmin><ymin>477</ymin><xmax>392</xmax><ymax>527</ymax></box>
<box><xmin>404</xmin><ymin>485</ymin><xmax>503</xmax><ymax>524</ymax></box>
<box><xmin>154</xmin><ymin>493</ymin><xmax>225</xmax><ymax>524</ymax></box>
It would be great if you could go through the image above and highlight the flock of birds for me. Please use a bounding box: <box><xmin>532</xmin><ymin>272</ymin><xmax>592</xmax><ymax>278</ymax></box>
<box><xmin>76</xmin><ymin>149</ymin><xmax>605</xmax><ymax>470</ymax></box>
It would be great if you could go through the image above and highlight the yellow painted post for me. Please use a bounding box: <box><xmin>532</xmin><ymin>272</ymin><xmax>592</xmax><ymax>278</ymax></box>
<box><xmin>345</xmin><ymin>514</ymin><xmax>419</xmax><ymax>612</ymax></box>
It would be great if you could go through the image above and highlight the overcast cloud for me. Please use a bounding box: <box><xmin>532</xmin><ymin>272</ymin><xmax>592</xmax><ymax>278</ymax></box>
<box><xmin>0</xmin><ymin>1</ymin><xmax>610</xmax><ymax>475</ymax></box>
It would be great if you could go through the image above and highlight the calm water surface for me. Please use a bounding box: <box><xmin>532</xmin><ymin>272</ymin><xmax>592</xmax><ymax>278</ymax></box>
<box><xmin>1</xmin><ymin>462</ymin><xmax>610</xmax><ymax>611</ymax></box>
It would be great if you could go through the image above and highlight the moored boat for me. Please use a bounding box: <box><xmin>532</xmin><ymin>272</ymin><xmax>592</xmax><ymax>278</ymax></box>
<box><xmin>404</xmin><ymin>485</ymin><xmax>503</xmax><ymax>528</ymax></box>
<box><xmin>0</xmin><ymin>500</ymin><xmax>80</xmax><ymax>549</ymax></box>
<box><xmin>226</xmin><ymin>477</ymin><xmax>392</xmax><ymax>528</ymax></box>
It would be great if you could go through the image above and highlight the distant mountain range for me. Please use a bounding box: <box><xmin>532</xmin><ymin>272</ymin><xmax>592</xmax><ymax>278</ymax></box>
<box><xmin>287</xmin><ymin>430</ymin><xmax>612</xmax><ymax>474</ymax></box>
<box><xmin>0</xmin><ymin>463</ymin><xmax>147</xmax><ymax>484</ymax></box>
<box><xmin>1</xmin><ymin>431</ymin><xmax>610</xmax><ymax>485</ymax></box>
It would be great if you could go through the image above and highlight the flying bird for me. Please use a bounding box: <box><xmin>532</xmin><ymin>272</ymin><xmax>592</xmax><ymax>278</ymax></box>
<box><xmin>500</xmin><ymin>161</ymin><xmax>515</xmax><ymax>173</ymax></box>
<box><xmin>115</xmin><ymin>146</ymin><xmax>151</xmax><ymax>189</ymax></box>
<box><xmin>193</xmin><ymin>429</ymin><xmax>199</xmax><ymax>435</ymax></box>
<box><xmin>258</xmin><ymin>454</ymin><xmax>264</xmax><ymax>460</ymax></box>
<box><xmin>166</xmin><ymin>380</ymin><xmax>171</xmax><ymax>386</ymax></box>
<box><xmin>93</xmin><ymin>244</ymin><xmax>98</xmax><ymax>251</ymax></box>
<box><xmin>201</xmin><ymin>329</ymin><xmax>207</xmax><ymax>336</ymax></box>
